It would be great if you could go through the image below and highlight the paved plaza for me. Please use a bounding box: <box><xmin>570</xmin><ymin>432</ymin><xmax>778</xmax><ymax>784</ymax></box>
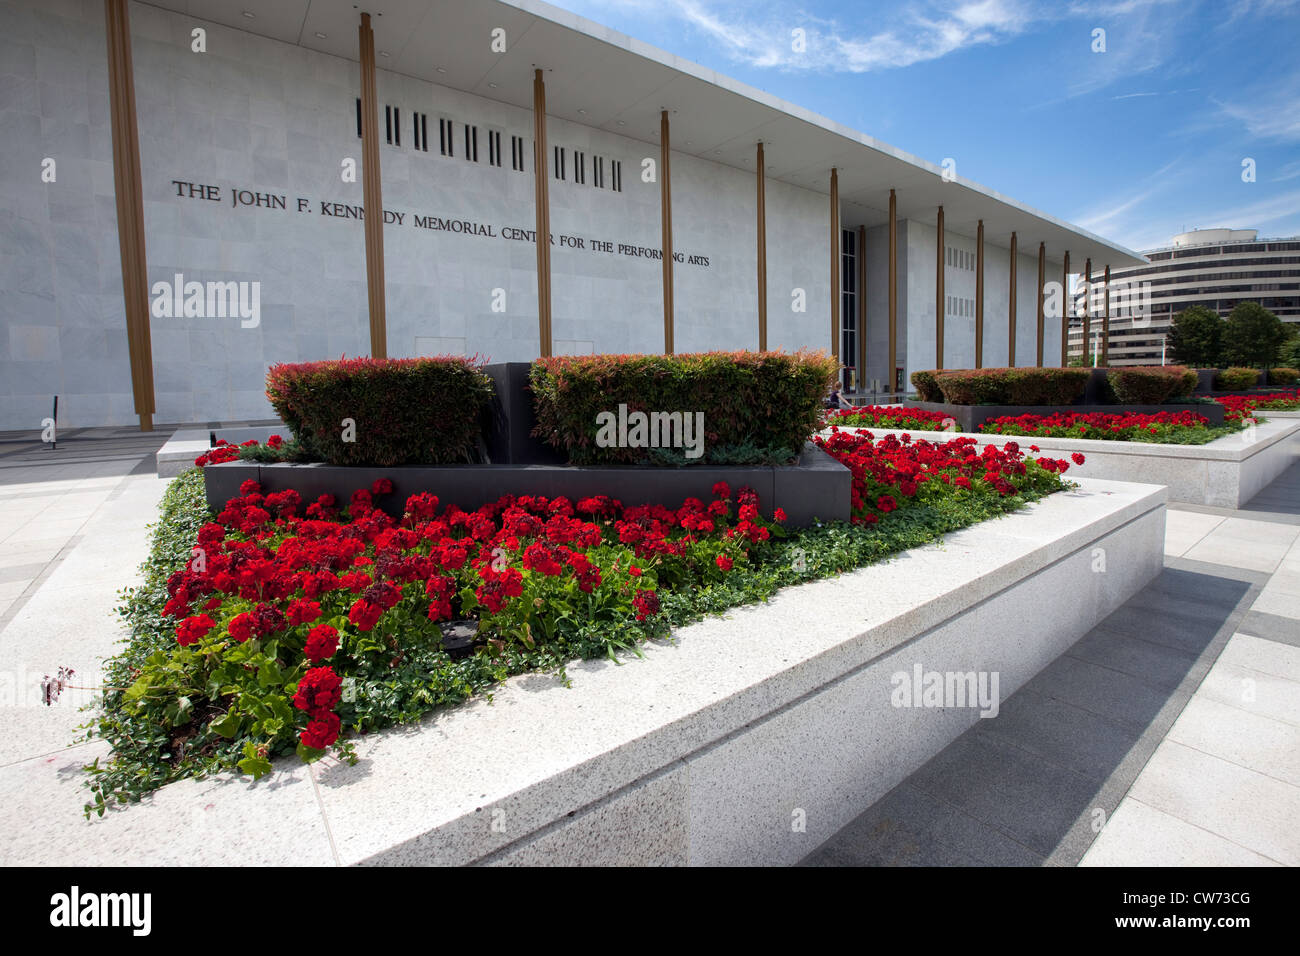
<box><xmin>0</xmin><ymin>426</ymin><xmax>1295</xmax><ymax>866</ymax></box>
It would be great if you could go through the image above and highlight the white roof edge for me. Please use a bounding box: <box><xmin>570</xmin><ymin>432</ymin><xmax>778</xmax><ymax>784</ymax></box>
<box><xmin>501</xmin><ymin>0</ymin><xmax>1147</xmax><ymax>267</ymax></box>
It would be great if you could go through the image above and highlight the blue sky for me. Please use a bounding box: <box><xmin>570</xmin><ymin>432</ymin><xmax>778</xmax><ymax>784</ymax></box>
<box><xmin>548</xmin><ymin>0</ymin><xmax>1300</xmax><ymax>252</ymax></box>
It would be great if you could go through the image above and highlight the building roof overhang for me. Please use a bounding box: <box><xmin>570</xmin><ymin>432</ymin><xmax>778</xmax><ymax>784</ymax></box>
<box><xmin>137</xmin><ymin>0</ymin><xmax>1148</xmax><ymax>268</ymax></box>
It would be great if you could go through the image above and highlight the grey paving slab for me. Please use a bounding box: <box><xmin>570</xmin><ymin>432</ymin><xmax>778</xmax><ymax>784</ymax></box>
<box><xmin>1237</xmin><ymin>609</ymin><xmax>1300</xmax><ymax>647</ymax></box>
<box><xmin>805</xmin><ymin>453</ymin><xmax>1300</xmax><ymax>868</ymax></box>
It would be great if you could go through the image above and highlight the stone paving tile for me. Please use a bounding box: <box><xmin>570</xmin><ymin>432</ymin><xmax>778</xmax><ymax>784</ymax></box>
<box><xmin>1079</xmin><ymin>799</ymin><xmax>1282</xmax><ymax>867</ymax></box>
<box><xmin>1126</xmin><ymin>740</ymin><xmax>1300</xmax><ymax>866</ymax></box>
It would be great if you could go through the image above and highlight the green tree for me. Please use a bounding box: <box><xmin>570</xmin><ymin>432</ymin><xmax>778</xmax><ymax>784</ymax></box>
<box><xmin>1223</xmin><ymin>301</ymin><xmax>1288</xmax><ymax>368</ymax></box>
<box><xmin>1167</xmin><ymin>305</ymin><xmax>1223</xmax><ymax>367</ymax></box>
<box><xmin>1278</xmin><ymin>327</ymin><xmax>1300</xmax><ymax>370</ymax></box>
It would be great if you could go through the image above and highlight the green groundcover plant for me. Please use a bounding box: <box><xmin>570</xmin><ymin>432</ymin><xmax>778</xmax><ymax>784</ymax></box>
<box><xmin>79</xmin><ymin>433</ymin><xmax>1078</xmax><ymax>816</ymax></box>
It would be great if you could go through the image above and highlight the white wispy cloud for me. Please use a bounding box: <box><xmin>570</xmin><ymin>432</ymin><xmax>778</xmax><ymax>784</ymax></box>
<box><xmin>1213</xmin><ymin>72</ymin><xmax>1300</xmax><ymax>141</ymax></box>
<box><xmin>654</xmin><ymin>0</ymin><xmax>1039</xmax><ymax>72</ymax></box>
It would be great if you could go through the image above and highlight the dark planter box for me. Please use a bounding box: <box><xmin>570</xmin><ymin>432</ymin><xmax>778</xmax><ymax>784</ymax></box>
<box><xmin>203</xmin><ymin>441</ymin><xmax>850</xmax><ymax>528</ymax></box>
<box><xmin>481</xmin><ymin>362</ymin><xmax>564</xmax><ymax>465</ymax></box>
<box><xmin>902</xmin><ymin>400</ymin><xmax>1225</xmax><ymax>431</ymax></box>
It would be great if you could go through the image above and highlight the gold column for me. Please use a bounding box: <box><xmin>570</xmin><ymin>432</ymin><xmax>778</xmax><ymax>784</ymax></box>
<box><xmin>830</xmin><ymin>167</ymin><xmax>840</xmax><ymax>362</ymax></box>
<box><xmin>358</xmin><ymin>13</ymin><xmax>387</xmax><ymax>358</ymax></box>
<box><xmin>1102</xmin><ymin>264</ymin><xmax>1111</xmax><ymax>367</ymax></box>
<box><xmin>533</xmin><ymin>69</ymin><xmax>552</xmax><ymax>356</ymax></box>
<box><xmin>1082</xmin><ymin>257</ymin><xmax>1092</xmax><ymax>366</ymax></box>
<box><xmin>660</xmin><ymin>110</ymin><xmax>673</xmax><ymax>354</ymax></box>
<box><xmin>756</xmin><ymin>142</ymin><xmax>767</xmax><ymax>351</ymax></box>
<box><xmin>1008</xmin><ymin>231</ymin><xmax>1017</xmax><ymax>367</ymax></box>
<box><xmin>888</xmin><ymin>188</ymin><xmax>897</xmax><ymax>392</ymax></box>
<box><xmin>1036</xmin><ymin>242</ymin><xmax>1046</xmax><ymax>367</ymax></box>
<box><xmin>975</xmin><ymin>220</ymin><xmax>984</xmax><ymax>368</ymax></box>
<box><xmin>1061</xmin><ymin>251</ymin><xmax>1070</xmax><ymax>366</ymax></box>
<box><xmin>104</xmin><ymin>0</ymin><xmax>154</xmax><ymax>430</ymax></box>
<box><xmin>935</xmin><ymin>205</ymin><xmax>944</xmax><ymax>369</ymax></box>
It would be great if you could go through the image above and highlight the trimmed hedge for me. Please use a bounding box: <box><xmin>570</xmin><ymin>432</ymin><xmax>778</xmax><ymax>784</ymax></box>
<box><xmin>265</xmin><ymin>357</ymin><xmax>495</xmax><ymax>466</ymax></box>
<box><xmin>1214</xmin><ymin>367</ymin><xmax>1260</xmax><ymax>391</ymax></box>
<box><xmin>933</xmin><ymin>367</ymin><xmax>1090</xmax><ymax>406</ymax></box>
<box><xmin>1269</xmin><ymin>367</ymin><xmax>1299</xmax><ymax>387</ymax></box>
<box><xmin>1106</xmin><ymin>365</ymin><xmax>1197</xmax><ymax>404</ymax></box>
<box><xmin>528</xmin><ymin>350</ymin><xmax>839</xmax><ymax>465</ymax></box>
<box><xmin>910</xmin><ymin>369</ymin><xmax>943</xmax><ymax>402</ymax></box>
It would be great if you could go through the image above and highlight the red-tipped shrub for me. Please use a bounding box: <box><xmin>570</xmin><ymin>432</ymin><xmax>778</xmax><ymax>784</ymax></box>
<box><xmin>529</xmin><ymin>350</ymin><xmax>838</xmax><ymax>465</ymax></box>
<box><xmin>265</xmin><ymin>356</ymin><xmax>495</xmax><ymax>466</ymax></box>
<box><xmin>1106</xmin><ymin>365</ymin><xmax>1197</xmax><ymax>404</ymax></box>
<box><xmin>933</xmin><ymin>367</ymin><xmax>1090</xmax><ymax>405</ymax></box>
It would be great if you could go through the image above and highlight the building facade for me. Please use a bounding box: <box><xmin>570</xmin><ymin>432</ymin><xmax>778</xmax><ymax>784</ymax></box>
<box><xmin>1</xmin><ymin>0</ymin><xmax>1143</xmax><ymax>431</ymax></box>
<box><xmin>1068</xmin><ymin>228</ymin><xmax>1300</xmax><ymax>366</ymax></box>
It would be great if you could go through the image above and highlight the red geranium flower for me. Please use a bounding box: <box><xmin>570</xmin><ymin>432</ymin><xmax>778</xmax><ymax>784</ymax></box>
<box><xmin>303</xmin><ymin>624</ymin><xmax>339</xmax><ymax>662</ymax></box>
<box><xmin>301</xmin><ymin>711</ymin><xmax>341</xmax><ymax>750</ymax></box>
<box><xmin>715</xmin><ymin>553</ymin><xmax>733</xmax><ymax>571</ymax></box>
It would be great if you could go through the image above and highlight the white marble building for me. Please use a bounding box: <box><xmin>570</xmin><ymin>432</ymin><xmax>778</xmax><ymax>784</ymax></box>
<box><xmin>0</xmin><ymin>0</ymin><xmax>1144</xmax><ymax>430</ymax></box>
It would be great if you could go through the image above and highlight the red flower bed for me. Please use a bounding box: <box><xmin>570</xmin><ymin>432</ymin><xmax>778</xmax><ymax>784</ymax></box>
<box><xmin>827</xmin><ymin>406</ymin><xmax>954</xmax><ymax>431</ymax></box>
<box><xmin>158</xmin><ymin>477</ymin><xmax>784</xmax><ymax>762</ymax></box>
<box><xmin>976</xmin><ymin>410</ymin><xmax>1227</xmax><ymax>443</ymax></box>
<box><xmin>1217</xmin><ymin>390</ymin><xmax>1300</xmax><ymax>421</ymax></box>
<box><xmin>815</xmin><ymin>427</ymin><xmax>1079</xmax><ymax>523</ymax></box>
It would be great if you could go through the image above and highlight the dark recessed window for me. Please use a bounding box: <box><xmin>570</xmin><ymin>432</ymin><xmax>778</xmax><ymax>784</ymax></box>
<box><xmin>574</xmin><ymin>150</ymin><xmax>585</xmax><ymax>184</ymax></box>
<box><xmin>412</xmin><ymin>111</ymin><xmax>429</xmax><ymax>152</ymax></box>
<box><xmin>384</xmin><ymin>105</ymin><xmax>399</xmax><ymax>146</ymax></box>
<box><xmin>355</xmin><ymin>98</ymin><xmax>362</xmax><ymax>138</ymax></box>
<box><xmin>488</xmin><ymin>130</ymin><xmax>502</xmax><ymax>167</ymax></box>
<box><xmin>612</xmin><ymin>159</ymin><xmax>622</xmax><ymax>192</ymax></box>
<box><xmin>439</xmin><ymin>118</ymin><xmax>454</xmax><ymax>157</ymax></box>
<box><xmin>464</xmin><ymin>124</ymin><xmax>478</xmax><ymax>162</ymax></box>
<box><xmin>594</xmin><ymin>155</ymin><xmax>604</xmax><ymax>188</ymax></box>
<box><xmin>511</xmin><ymin>135</ymin><xmax>525</xmax><ymax>171</ymax></box>
<box><xmin>553</xmin><ymin>145</ymin><xmax>566</xmax><ymax>180</ymax></box>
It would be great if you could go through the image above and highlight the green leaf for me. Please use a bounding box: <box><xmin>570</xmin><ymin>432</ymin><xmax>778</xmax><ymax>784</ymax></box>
<box><xmin>210</xmin><ymin>711</ymin><xmax>242</xmax><ymax>738</ymax></box>
<box><xmin>237</xmin><ymin>756</ymin><xmax>273</xmax><ymax>778</ymax></box>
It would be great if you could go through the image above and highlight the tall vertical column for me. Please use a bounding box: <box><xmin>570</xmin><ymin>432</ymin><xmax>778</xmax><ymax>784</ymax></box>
<box><xmin>358</xmin><ymin>12</ymin><xmax>387</xmax><ymax>358</ymax></box>
<box><xmin>1036</xmin><ymin>242</ymin><xmax>1046</xmax><ymax>367</ymax></box>
<box><xmin>1082</xmin><ymin>257</ymin><xmax>1092</xmax><ymax>366</ymax></box>
<box><xmin>1102</xmin><ymin>264</ymin><xmax>1111</xmax><ymax>367</ymax></box>
<box><xmin>935</xmin><ymin>205</ymin><xmax>944</xmax><ymax>369</ymax></box>
<box><xmin>533</xmin><ymin>69</ymin><xmax>552</xmax><ymax>356</ymax></box>
<box><xmin>660</xmin><ymin>110</ymin><xmax>674</xmax><ymax>354</ymax></box>
<box><xmin>857</xmin><ymin>224</ymin><xmax>866</xmax><ymax>390</ymax></box>
<box><xmin>888</xmin><ymin>188</ymin><xmax>897</xmax><ymax>392</ymax></box>
<box><xmin>1061</xmin><ymin>251</ymin><xmax>1070</xmax><ymax>366</ymax></box>
<box><xmin>830</xmin><ymin>167</ymin><xmax>840</xmax><ymax>362</ymax></box>
<box><xmin>104</xmin><ymin>0</ymin><xmax>155</xmax><ymax>430</ymax></box>
<box><xmin>1008</xmin><ymin>231</ymin><xmax>1018</xmax><ymax>367</ymax></box>
<box><xmin>756</xmin><ymin>142</ymin><xmax>767</xmax><ymax>351</ymax></box>
<box><xmin>975</xmin><ymin>220</ymin><xmax>985</xmax><ymax>368</ymax></box>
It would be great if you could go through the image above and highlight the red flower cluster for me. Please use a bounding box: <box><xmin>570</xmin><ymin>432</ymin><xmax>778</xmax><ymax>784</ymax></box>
<box><xmin>293</xmin><ymin>665</ymin><xmax>343</xmax><ymax>750</ymax></box>
<box><xmin>815</xmin><ymin>427</ymin><xmax>1076</xmax><ymax>523</ymax></box>
<box><xmin>829</xmin><ymin>406</ymin><xmax>954</xmax><ymax>430</ymax></box>
<box><xmin>1216</xmin><ymin>390</ymin><xmax>1300</xmax><ymax>421</ymax></box>
<box><xmin>977</xmin><ymin>410</ymin><xmax>1213</xmax><ymax>442</ymax></box>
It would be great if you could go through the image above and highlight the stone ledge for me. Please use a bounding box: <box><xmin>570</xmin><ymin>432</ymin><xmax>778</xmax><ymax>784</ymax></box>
<box><xmin>34</xmin><ymin>477</ymin><xmax>1165</xmax><ymax>866</ymax></box>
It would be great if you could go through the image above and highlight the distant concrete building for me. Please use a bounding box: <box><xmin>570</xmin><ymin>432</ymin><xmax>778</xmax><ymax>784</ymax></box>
<box><xmin>1068</xmin><ymin>228</ymin><xmax>1300</xmax><ymax>366</ymax></box>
